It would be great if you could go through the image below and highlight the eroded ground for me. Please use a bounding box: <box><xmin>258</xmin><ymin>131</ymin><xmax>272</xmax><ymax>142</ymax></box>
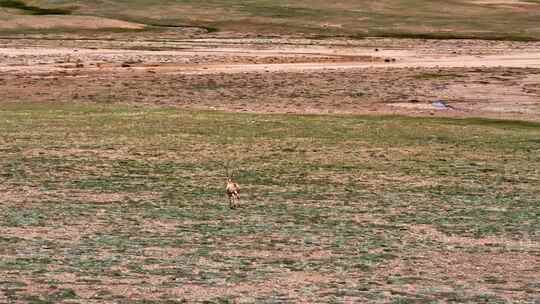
<box><xmin>1</xmin><ymin>36</ymin><xmax>540</xmax><ymax>121</ymax></box>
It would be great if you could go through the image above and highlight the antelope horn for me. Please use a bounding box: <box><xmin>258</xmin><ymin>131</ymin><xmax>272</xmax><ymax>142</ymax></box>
<box><xmin>225</xmin><ymin>160</ymin><xmax>231</xmax><ymax>179</ymax></box>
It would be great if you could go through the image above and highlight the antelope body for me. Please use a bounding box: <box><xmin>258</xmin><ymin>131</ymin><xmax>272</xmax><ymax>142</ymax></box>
<box><xmin>226</xmin><ymin>178</ymin><xmax>240</xmax><ymax>209</ymax></box>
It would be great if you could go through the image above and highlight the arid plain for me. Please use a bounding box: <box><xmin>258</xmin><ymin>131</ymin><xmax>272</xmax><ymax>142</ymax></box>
<box><xmin>1</xmin><ymin>0</ymin><xmax>539</xmax><ymax>303</ymax></box>
<box><xmin>2</xmin><ymin>35</ymin><xmax>540</xmax><ymax>121</ymax></box>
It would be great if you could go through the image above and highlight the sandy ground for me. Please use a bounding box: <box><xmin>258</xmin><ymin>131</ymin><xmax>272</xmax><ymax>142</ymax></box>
<box><xmin>0</xmin><ymin>15</ymin><xmax>145</xmax><ymax>30</ymax></box>
<box><xmin>1</xmin><ymin>36</ymin><xmax>540</xmax><ymax>121</ymax></box>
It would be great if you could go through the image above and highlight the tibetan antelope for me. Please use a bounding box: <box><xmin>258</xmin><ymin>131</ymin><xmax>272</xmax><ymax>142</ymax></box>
<box><xmin>226</xmin><ymin>177</ymin><xmax>241</xmax><ymax>209</ymax></box>
<box><xmin>225</xmin><ymin>162</ymin><xmax>240</xmax><ymax>209</ymax></box>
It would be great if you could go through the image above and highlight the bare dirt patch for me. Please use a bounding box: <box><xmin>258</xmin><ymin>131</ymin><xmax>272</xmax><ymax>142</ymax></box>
<box><xmin>0</xmin><ymin>15</ymin><xmax>145</xmax><ymax>30</ymax></box>
<box><xmin>362</xmin><ymin>223</ymin><xmax>540</xmax><ymax>301</ymax></box>
<box><xmin>0</xmin><ymin>185</ymin><xmax>159</xmax><ymax>204</ymax></box>
<box><xmin>472</xmin><ymin>0</ymin><xmax>537</xmax><ymax>5</ymax></box>
<box><xmin>376</xmin><ymin>249</ymin><xmax>538</xmax><ymax>302</ymax></box>
<box><xmin>407</xmin><ymin>224</ymin><xmax>539</xmax><ymax>251</ymax></box>
<box><xmin>166</xmin><ymin>271</ymin><xmax>336</xmax><ymax>302</ymax></box>
<box><xmin>219</xmin><ymin>248</ymin><xmax>335</xmax><ymax>260</ymax></box>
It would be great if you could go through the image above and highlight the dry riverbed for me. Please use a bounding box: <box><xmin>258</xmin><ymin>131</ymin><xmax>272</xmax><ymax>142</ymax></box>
<box><xmin>1</xmin><ymin>35</ymin><xmax>540</xmax><ymax>120</ymax></box>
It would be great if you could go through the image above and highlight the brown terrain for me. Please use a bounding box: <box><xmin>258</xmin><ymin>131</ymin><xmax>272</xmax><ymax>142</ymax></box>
<box><xmin>1</xmin><ymin>25</ymin><xmax>539</xmax><ymax>302</ymax></box>
<box><xmin>1</xmin><ymin>34</ymin><xmax>540</xmax><ymax>121</ymax></box>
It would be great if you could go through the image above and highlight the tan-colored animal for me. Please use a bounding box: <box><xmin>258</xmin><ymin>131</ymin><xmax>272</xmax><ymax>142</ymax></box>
<box><xmin>226</xmin><ymin>178</ymin><xmax>240</xmax><ymax>209</ymax></box>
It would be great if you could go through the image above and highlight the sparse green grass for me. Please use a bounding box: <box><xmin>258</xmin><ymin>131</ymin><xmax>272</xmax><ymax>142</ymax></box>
<box><xmin>0</xmin><ymin>102</ymin><xmax>538</xmax><ymax>302</ymax></box>
<box><xmin>2</xmin><ymin>0</ymin><xmax>540</xmax><ymax>39</ymax></box>
<box><xmin>0</xmin><ymin>0</ymin><xmax>72</xmax><ymax>15</ymax></box>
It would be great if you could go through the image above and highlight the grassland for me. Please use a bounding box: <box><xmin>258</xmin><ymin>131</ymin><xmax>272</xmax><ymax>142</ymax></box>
<box><xmin>1</xmin><ymin>102</ymin><xmax>538</xmax><ymax>302</ymax></box>
<box><xmin>2</xmin><ymin>0</ymin><xmax>540</xmax><ymax>40</ymax></box>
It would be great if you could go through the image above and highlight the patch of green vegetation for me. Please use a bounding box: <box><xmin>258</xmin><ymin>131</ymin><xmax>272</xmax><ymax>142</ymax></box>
<box><xmin>0</xmin><ymin>0</ymin><xmax>539</xmax><ymax>39</ymax></box>
<box><xmin>50</xmin><ymin>288</ymin><xmax>78</xmax><ymax>301</ymax></box>
<box><xmin>0</xmin><ymin>0</ymin><xmax>72</xmax><ymax>15</ymax></box>
<box><xmin>364</xmin><ymin>31</ymin><xmax>540</xmax><ymax>42</ymax></box>
<box><xmin>413</xmin><ymin>72</ymin><xmax>466</xmax><ymax>80</ymax></box>
<box><xmin>239</xmin><ymin>5</ymin><xmax>333</xmax><ymax>19</ymax></box>
<box><xmin>3</xmin><ymin>209</ymin><xmax>47</xmax><ymax>227</ymax></box>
